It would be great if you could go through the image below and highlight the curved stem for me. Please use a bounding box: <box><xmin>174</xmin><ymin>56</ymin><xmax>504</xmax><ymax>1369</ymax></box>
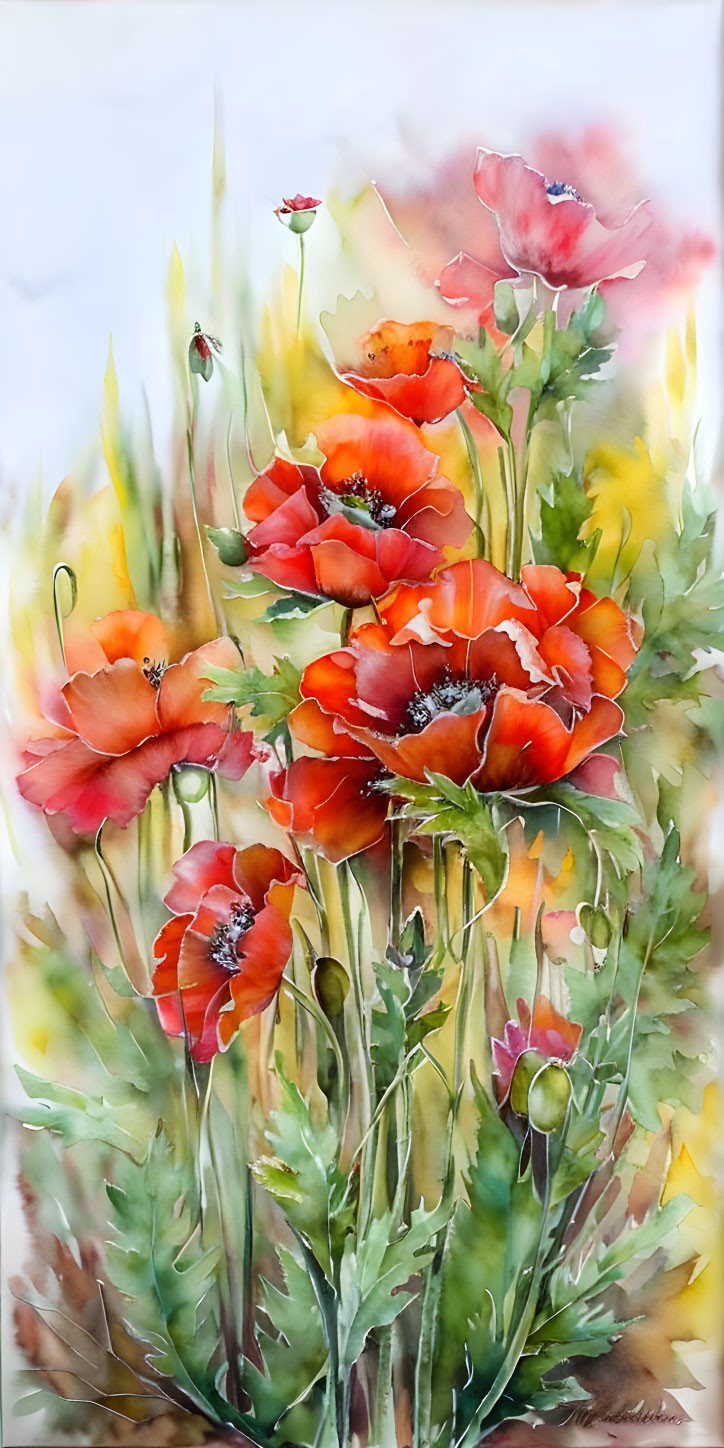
<box><xmin>52</xmin><ymin>562</ymin><xmax>77</xmax><ymax>673</ymax></box>
<box><xmin>282</xmin><ymin>973</ymin><xmax>346</xmax><ymax>1086</ymax></box>
<box><xmin>185</xmin><ymin>400</ymin><xmax>219</xmax><ymax>625</ymax></box>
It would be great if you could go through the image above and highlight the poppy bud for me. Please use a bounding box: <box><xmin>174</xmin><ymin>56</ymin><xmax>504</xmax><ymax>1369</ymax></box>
<box><xmin>579</xmin><ymin>903</ymin><xmax>613</xmax><ymax>951</ymax></box>
<box><xmin>274</xmin><ymin>194</ymin><xmax>322</xmax><ymax>234</ymax></box>
<box><xmin>527</xmin><ymin>1062</ymin><xmax>572</xmax><ymax>1134</ymax></box>
<box><xmin>510</xmin><ymin>1048</ymin><xmax>547</xmax><ymax>1115</ymax></box>
<box><xmin>172</xmin><ymin>765</ymin><xmax>210</xmax><ymax>804</ymax></box>
<box><xmin>313</xmin><ymin>956</ymin><xmax>350</xmax><ymax>1021</ymax></box>
<box><xmin>189</xmin><ymin>322</ymin><xmax>222</xmax><ymax>382</ymax></box>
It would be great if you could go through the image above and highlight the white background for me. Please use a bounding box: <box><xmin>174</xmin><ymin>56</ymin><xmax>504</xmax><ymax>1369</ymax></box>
<box><xmin>0</xmin><ymin>0</ymin><xmax>721</xmax><ymax>501</ymax></box>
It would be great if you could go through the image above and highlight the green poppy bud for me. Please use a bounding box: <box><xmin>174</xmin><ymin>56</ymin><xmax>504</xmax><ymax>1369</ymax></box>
<box><xmin>527</xmin><ymin>1063</ymin><xmax>572</xmax><ymax>1134</ymax></box>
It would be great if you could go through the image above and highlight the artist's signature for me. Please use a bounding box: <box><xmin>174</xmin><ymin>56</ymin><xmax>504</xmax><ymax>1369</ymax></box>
<box><xmin>570</xmin><ymin>1409</ymin><xmax>685</xmax><ymax>1426</ymax></box>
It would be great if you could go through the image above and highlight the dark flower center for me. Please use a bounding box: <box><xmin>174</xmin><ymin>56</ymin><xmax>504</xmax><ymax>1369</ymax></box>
<box><xmin>321</xmin><ymin>471</ymin><xmax>397</xmax><ymax>530</ymax></box>
<box><xmin>546</xmin><ymin>180</ymin><xmax>584</xmax><ymax>202</ymax></box>
<box><xmin>405</xmin><ymin>666</ymin><xmax>499</xmax><ymax>732</ymax></box>
<box><xmin>208</xmin><ymin>902</ymin><xmax>255</xmax><ymax>973</ymax></box>
<box><xmin>142</xmin><ymin>657</ymin><xmax>167</xmax><ymax>688</ymax></box>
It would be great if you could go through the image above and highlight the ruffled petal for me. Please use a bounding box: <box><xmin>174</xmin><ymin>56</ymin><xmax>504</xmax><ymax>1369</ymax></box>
<box><xmin>318</xmin><ymin>412</ymin><xmax>439</xmax><ymax>508</ymax></box>
<box><xmin>91</xmin><ymin>610</ymin><xmax>169</xmax><ymax>666</ymax></box>
<box><xmin>246</xmin><ymin>485</ymin><xmax>321</xmax><ymax>547</ymax></box>
<box><xmin>353</xmin><ymin>707</ymin><xmax>487</xmax><ymax>785</ymax></box>
<box><xmin>244</xmin><ymin>457</ymin><xmax>323</xmax><ymax>523</ymax></box>
<box><xmin>62</xmin><ymin>660</ymin><xmax>160</xmax><ymax>754</ymax></box>
<box><xmin>474</xmin><ymin>689</ymin><xmax>572</xmax><ymax>790</ymax></box>
<box><xmin>156</xmin><ymin>638</ymin><xmax>241</xmax><ymax>730</ymax></box>
<box><xmin>164</xmin><ymin>841</ymin><xmax>238</xmax><ymax>914</ymax></box>
<box><xmin>289</xmin><ymin>698</ymin><xmax>374</xmax><ymax>760</ymax></box>
<box><xmin>267</xmin><ymin>756</ymin><xmax>388</xmax><ymax>862</ymax></box>
<box><xmin>537</xmin><ymin>624</ymin><xmax>593</xmax><ymax>710</ymax></box>
<box><xmin>232</xmin><ymin>844</ymin><xmax>303</xmax><ymax>915</ymax></box>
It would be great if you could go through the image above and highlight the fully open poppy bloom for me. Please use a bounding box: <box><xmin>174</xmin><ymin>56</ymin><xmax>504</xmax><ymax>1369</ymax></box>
<box><xmin>293</xmin><ymin>560</ymin><xmax>638</xmax><ymax>792</ymax></box>
<box><xmin>244</xmin><ymin>413</ymin><xmax>472</xmax><ymax>607</ymax></box>
<box><xmin>266</xmin><ymin>699</ymin><xmax>389</xmax><ymax>863</ymax></box>
<box><xmin>152</xmin><ymin>841</ymin><xmax>304</xmax><ymax>1061</ymax></box>
<box><xmin>441</xmin><ymin>148</ymin><xmax>653</xmax><ymax>300</ymax></box>
<box><xmin>17</xmin><ymin>610</ymin><xmax>254</xmax><ymax>834</ymax></box>
<box><xmin>492</xmin><ymin>995</ymin><xmax>583</xmax><ymax>1103</ymax></box>
<box><xmin>339</xmin><ymin>320</ymin><xmax>467</xmax><ymax>425</ymax></box>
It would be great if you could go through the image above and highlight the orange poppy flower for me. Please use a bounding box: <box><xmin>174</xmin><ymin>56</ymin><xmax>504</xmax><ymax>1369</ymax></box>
<box><xmin>339</xmin><ymin>320</ymin><xmax>467</xmax><ymax>425</ymax></box>
<box><xmin>152</xmin><ymin>841</ymin><xmax>304</xmax><ymax>1061</ymax></box>
<box><xmin>17</xmin><ymin>610</ymin><xmax>254</xmax><ymax>833</ymax></box>
<box><xmin>294</xmin><ymin>559</ymin><xmax>637</xmax><ymax>793</ymax></box>
<box><xmin>244</xmin><ymin>412</ymin><xmax>471</xmax><ymax>607</ymax></box>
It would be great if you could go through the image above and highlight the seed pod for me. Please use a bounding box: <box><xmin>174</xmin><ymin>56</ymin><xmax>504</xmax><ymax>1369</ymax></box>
<box><xmin>527</xmin><ymin>1063</ymin><xmax>572</xmax><ymax>1134</ymax></box>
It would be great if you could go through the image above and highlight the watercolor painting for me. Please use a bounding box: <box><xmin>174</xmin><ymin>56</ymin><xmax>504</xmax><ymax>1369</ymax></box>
<box><xmin>1</xmin><ymin>5</ymin><xmax>722</xmax><ymax>1447</ymax></box>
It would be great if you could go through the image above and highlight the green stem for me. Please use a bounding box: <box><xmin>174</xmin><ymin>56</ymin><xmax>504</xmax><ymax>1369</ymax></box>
<box><xmin>296</xmin><ymin>232</ymin><xmax>306</xmax><ymax>337</ymax></box>
<box><xmin>457</xmin><ymin>407</ymin><xmax>486</xmax><ymax>558</ymax></box>
<box><xmin>185</xmin><ymin>408</ymin><xmax>219</xmax><ymax>625</ymax></box>
<box><xmin>388</xmin><ymin>817</ymin><xmax>404</xmax><ymax>952</ymax></box>
<box><xmin>225</xmin><ymin>410</ymin><xmax>242</xmax><ymax>531</ymax></box>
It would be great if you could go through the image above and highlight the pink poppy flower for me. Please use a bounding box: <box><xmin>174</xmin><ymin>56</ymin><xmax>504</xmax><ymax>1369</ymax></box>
<box><xmin>492</xmin><ymin>995</ymin><xmax>583</xmax><ymax>1103</ymax></box>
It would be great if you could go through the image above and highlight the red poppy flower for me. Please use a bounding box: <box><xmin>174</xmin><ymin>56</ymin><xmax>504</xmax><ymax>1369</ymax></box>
<box><xmin>442</xmin><ymin>148</ymin><xmax>653</xmax><ymax>299</ymax></box>
<box><xmin>266</xmin><ymin>699</ymin><xmax>388</xmax><ymax>863</ymax></box>
<box><xmin>492</xmin><ymin>995</ymin><xmax>583</xmax><ymax>1102</ymax></box>
<box><xmin>294</xmin><ymin>560</ymin><xmax>638</xmax><ymax>792</ymax></box>
<box><xmin>278</xmin><ymin>194</ymin><xmax>322</xmax><ymax>213</ymax></box>
<box><xmin>152</xmin><ymin>841</ymin><xmax>304</xmax><ymax>1061</ymax></box>
<box><xmin>244</xmin><ymin>413</ymin><xmax>472</xmax><ymax>607</ymax></box>
<box><xmin>17</xmin><ymin>610</ymin><xmax>254</xmax><ymax>834</ymax></box>
<box><xmin>339</xmin><ymin>320</ymin><xmax>467</xmax><ymax>425</ymax></box>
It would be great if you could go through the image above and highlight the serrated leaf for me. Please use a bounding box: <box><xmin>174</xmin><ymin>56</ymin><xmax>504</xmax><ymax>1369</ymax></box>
<box><xmin>202</xmin><ymin>656</ymin><xmax>301</xmax><ymax>724</ymax></box>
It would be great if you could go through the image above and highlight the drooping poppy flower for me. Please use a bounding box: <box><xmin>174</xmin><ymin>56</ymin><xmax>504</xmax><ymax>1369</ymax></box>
<box><xmin>152</xmin><ymin>841</ymin><xmax>304</xmax><ymax>1061</ymax></box>
<box><xmin>491</xmin><ymin>994</ymin><xmax>583</xmax><ymax>1103</ymax></box>
<box><xmin>266</xmin><ymin>699</ymin><xmax>389</xmax><ymax>863</ymax></box>
<box><xmin>441</xmin><ymin>148</ymin><xmax>652</xmax><ymax>302</ymax></box>
<box><xmin>339</xmin><ymin>320</ymin><xmax>467</xmax><ymax>426</ymax></box>
<box><xmin>17</xmin><ymin>610</ymin><xmax>254</xmax><ymax>834</ymax></box>
<box><xmin>244</xmin><ymin>413</ymin><xmax>472</xmax><ymax>607</ymax></box>
<box><xmin>293</xmin><ymin>559</ymin><xmax>638</xmax><ymax>793</ymax></box>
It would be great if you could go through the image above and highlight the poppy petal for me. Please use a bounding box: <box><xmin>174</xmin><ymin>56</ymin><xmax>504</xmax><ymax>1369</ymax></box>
<box><xmin>164</xmin><ymin>841</ymin><xmax>238</xmax><ymax>914</ymax></box>
<box><xmin>62</xmin><ymin>661</ymin><xmax>160</xmax><ymax>754</ymax></box>
<box><xmin>91</xmin><ymin>610</ymin><xmax>169</xmax><ymax>666</ymax></box>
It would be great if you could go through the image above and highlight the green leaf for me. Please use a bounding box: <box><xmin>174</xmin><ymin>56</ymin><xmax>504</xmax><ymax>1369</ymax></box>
<box><xmin>245</xmin><ymin>1247</ymin><xmax>327</xmax><ymax>1435</ymax></box>
<box><xmin>455</xmin><ymin>333</ymin><xmax>513</xmax><ymax>436</ymax></box>
<box><xmin>532</xmin><ymin>469</ymin><xmax>601</xmax><ymax>571</ymax></box>
<box><xmin>263</xmin><ymin>590</ymin><xmax>327</xmax><ymax>621</ymax></box>
<box><xmin>431</xmin><ymin>1085</ymin><xmax>543</xmax><ymax>1435</ymax></box>
<box><xmin>202</xmin><ymin>656</ymin><xmax>301</xmax><ymax>725</ymax></box>
<box><xmin>513</xmin><ymin>782</ymin><xmax>644</xmax><ymax>882</ymax></box>
<box><xmin>205</xmin><ymin>525</ymin><xmax>248</xmax><ymax>566</ymax></box>
<box><xmin>262</xmin><ymin>1058</ymin><xmax>352</xmax><ymax>1273</ymax></box>
<box><xmin>388</xmin><ymin>773</ymin><xmax>508</xmax><ymax>901</ymax></box>
<box><xmin>14</xmin><ymin>1066</ymin><xmax>150</xmax><ymax>1160</ymax></box>
<box><xmin>624</xmin><ymin>483</ymin><xmax>724</xmax><ymax>725</ymax></box>
<box><xmin>337</xmin><ymin>1199</ymin><xmax>448</xmax><ymax>1372</ymax></box>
